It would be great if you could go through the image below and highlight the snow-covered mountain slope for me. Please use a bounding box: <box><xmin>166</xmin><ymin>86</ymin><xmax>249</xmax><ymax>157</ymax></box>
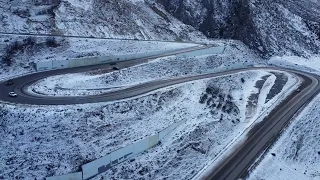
<box><xmin>56</xmin><ymin>0</ymin><xmax>206</xmax><ymax>40</ymax></box>
<box><xmin>0</xmin><ymin>0</ymin><xmax>60</xmax><ymax>34</ymax></box>
<box><xmin>2</xmin><ymin>0</ymin><xmax>320</xmax><ymax>56</ymax></box>
<box><xmin>0</xmin><ymin>0</ymin><xmax>205</xmax><ymax>41</ymax></box>
<box><xmin>156</xmin><ymin>0</ymin><xmax>320</xmax><ymax>57</ymax></box>
<box><xmin>0</xmin><ymin>0</ymin><xmax>207</xmax><ymax>75</ymax></box>
<box><xmin>248</xmin><ymin>94</ymin><xmax>320</xmax><ymax>180</ymax></box>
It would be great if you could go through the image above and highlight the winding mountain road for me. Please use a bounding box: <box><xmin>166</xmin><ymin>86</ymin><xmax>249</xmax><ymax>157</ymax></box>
<box><xmin>0</xmin><ymin>49</ymin><xmax>319</xmax><ymax>180</ymax></box>
<box><xmin>0</xmin><ymin>66</ymin><xmax>318</xmax><ymax>106</ymax></box>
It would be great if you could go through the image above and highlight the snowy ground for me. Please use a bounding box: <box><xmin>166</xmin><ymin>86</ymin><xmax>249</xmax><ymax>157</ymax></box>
<box><xmin>89</xmin><ymin>70</ymin><xmax>299</xmax><ymax>180</ymax></box>
<box><xmin>247</xmin><ymin>94</ymin><xmax>320</xmax><ymax>180</ymax></box>
<box><xmin>0</xmin><ymin>39</ymin><xmax>303</xmax><ymax>180</ymax></box>
<box><xmin>269</xmin><ymin>55</ymin><xmax>320</xmax><ymax>75</ymax></box>
<box><xmin>0</xmin><ymin>38</ymin><xmax>304</xmax><ymax>179</ymax></box>
<box><xmin>0</xmin><ymin>68</ymin><xmax>299</xmax><ymax>180</ymax></box>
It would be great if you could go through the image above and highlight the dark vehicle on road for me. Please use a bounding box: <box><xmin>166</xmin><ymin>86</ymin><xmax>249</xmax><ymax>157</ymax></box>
<box><xmin>6</xmin><ymin>80</ymin><xmax>14</xmax><ymax>85</ymax></box>
<box><xmin>112</xmin><ymin>67</ymin><xmax>120</xmax><ymax>70</ymax></box>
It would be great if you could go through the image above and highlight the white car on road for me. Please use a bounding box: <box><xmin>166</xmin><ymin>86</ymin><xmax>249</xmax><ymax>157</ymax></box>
<box><xmin>8</xmin><ymin>92</ymin><xmax>17</xmax><ymax>97</ymax></box>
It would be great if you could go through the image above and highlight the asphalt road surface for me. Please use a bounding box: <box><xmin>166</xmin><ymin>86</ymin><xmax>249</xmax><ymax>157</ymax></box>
<box><xmin>0</xmin><ymin>51</ymin><xmax>319</xmax><ymax>180</ymax></box>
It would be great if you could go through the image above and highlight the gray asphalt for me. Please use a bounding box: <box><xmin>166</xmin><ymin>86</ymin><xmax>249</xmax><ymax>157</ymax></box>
<box><xmin>0</xmin><ymin>49</ymin><xmax>319</xmax><ymax>180</ymax></box>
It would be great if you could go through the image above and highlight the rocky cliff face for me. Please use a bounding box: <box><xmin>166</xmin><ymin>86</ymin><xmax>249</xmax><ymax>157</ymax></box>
<box><xmin>156</xmin><ymin>0</ymin><xmax>320</xmax><ymax>57</ymax></box>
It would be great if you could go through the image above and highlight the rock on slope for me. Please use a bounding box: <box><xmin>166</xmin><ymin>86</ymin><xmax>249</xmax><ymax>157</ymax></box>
<box><xmin>156</xmin><ymin>0</ymin><xmax>320</xmax><ymax>57</ymax></box>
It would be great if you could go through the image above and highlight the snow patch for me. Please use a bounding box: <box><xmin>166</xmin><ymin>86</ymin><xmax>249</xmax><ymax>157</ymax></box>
<box><xmin>269</xmin><ymin>55</ymin><xmax>320</xmax><ymax>74</ymax></box>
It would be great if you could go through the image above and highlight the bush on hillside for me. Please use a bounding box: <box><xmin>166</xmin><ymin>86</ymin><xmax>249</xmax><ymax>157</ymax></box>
<box><xmin>1</xmin><ymin>37</ymin><xmax>37</xmax><ymax>66</ymax></box>
<box><xmin>45</xmin><ymin>37</ymin><xmax>60</xmax><ymax>47</ymax></box>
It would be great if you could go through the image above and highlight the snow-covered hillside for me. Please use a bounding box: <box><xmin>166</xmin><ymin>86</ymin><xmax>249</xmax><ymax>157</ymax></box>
<box><xmin>0</xmin><ymin>0</ymin><xmax>205</xmax><ymax>41</ymax></box>
<box><xmin>56</xmin><ymin>0</ymin><xmax>206</xmax><ymax>40</ymax></box>
<box><xmin>248</xmin><ymin>94</ymin><xmax>320</xmax><ymax>180</ymax></box>
<box><xmin>156</xmin><ymin>0</ymin><xmax>320</xmax><ymax>57</ymax></box>
<box><xmin>0</xmin><ymin>0</ymin><xmax>60</xmax><ymax>34</ymax></box>
<box><xmin>0</xmin><ymin>0</ymin><xmax>207</xmax><ymax>81</ymax></box>
<box><xmin>0</xmin><ymin>35</ymin><xmax>197</xmax><ymax>81</ymax></box>
<box><xmin>268</xmin><ymin>55</ymin><xmax>320</xmax><ymax>75</ymax></box>
<box><xmin>0</xmin><ymin>69</ymin><xmax>299</xmax><ymax>180</ymax></box>
<box><xmin>1</xmin><ymin>0</ymin><xmax>320</xmax><ymax>57</ymax></box>
<box><xmin>1</xmin><ymin>0</ymin><xmax>320</xmax><ymax>179</ymax></box>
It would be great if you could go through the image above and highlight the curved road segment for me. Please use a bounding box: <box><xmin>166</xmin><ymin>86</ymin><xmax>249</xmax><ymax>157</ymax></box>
<box><xmin>0</xmin><ymin>67</ymin><xmax>317</xmax><ymax>106</ymax></box>
<box><xmin>0</xmin><ymin>58</ymin><xmax>319</xmax><ymax>180</ymax></box>
<box><xmin>202</xmin><ymin>69</ymin><xmax>320</xmax><ymax>180</ymax></box>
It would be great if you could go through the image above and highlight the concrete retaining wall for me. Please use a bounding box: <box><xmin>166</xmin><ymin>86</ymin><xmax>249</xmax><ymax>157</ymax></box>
<box><xmin>36</xmin><ymin>61</ymin><xmax>53</xmax><ymax>71</ymax></box>
<box><xmin>159</xmin><ymin>120</ymin><xmax>185</xmax><ymax>140</ymax></box>
<box><xmin>46</xmin><ymin>120</ymin><xmax>183</xmax><ymax>180</ymax></box>
<box><xmin>82</xmin><ymin>134</ymin><xmax>160</xmax><ymax>179</ymax></box>
<box><xmin>53</xmin><ymin>60</ymin><xmax>70</xmax><ymax>70</ymax></box>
